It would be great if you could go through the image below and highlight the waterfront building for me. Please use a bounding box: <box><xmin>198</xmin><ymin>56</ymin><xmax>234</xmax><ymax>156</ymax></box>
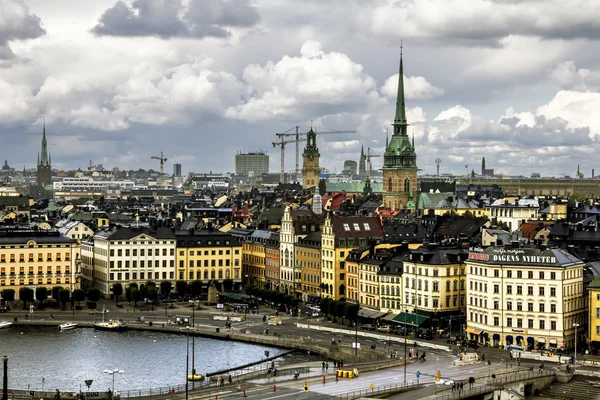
<box><xmin>401</xmin><ymin>245</ymin><xmax>467</xmax><ymax>328</ymax></box>
<box><xmin>378</xmin><ymin>245</ymin><xmax>410</xmax><ymax>314</ymax></box>
<box><xmin>302</xmin><ymin>128</ymin><xmax>320</xmax><ymax>189</ymax></box>
<box><xmin>358</xmin><ymin>250</ymin><xmax>387</xmax><ymax>309</ymax></box>
<box><xmin>486</xmin><ymin>197</ymin><xmax>539</xmax><ymax>231</ymax></box>
<box><xmin>242</xmin><ymin>230</ymin><xmax>270</xmax><ymax>287</ymax></box>
<box><xmin>264</xmin><ymin>233</ymin><xmax>280</xmax><ymax>291</ymax></box>
<box><xmin>80</xmin><ymin>227</ymin><xmax>176</xmax><ymax>297</ymax></box>
<box><xmin>465</xmin><ymin>245</ymin><xmax>586</xmax><ymax>350</ymax></box>
<box><xmin>382</xmin><ymin>48</ymin><xmax>418</xmax><ymax>211</ymax></box>
<box><xmin>279</xmin><ymin>206</ymin><xmax>323</xmax><ymax>296</ymax></box>
<box><xmin>321</xmin><ymin>215</ymin><xmax>384</xmax><ymax>300</ymax></box>
<box><xmin>296</xmin><ymin>231</ymin><xmax>322</xmax><ymax>302</ymax></box>
<box><xmin>345</xmin><ymin>246</ymin><xmax>369</xmax><ymax>303</ymax></box>
<box><xmin>176</xmin><ymin>229</ymin><xmax>242</xmax><ymax>287</ymax></box>
<box><xmin>0</xmin><ymin>229</ymin><xmax>80</xmax><ymax>298</ymax></box>
<box><xmin>588</xmin><ymin>274</ymin><xmax>600</xmax><ymax>352</ymax></box>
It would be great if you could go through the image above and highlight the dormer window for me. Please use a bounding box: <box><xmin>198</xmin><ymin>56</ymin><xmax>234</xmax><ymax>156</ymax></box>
<box><xmin>363</xmin><ymin>223</ymin><xmax>370</xmax><ymax>231</ymax></box>
<box><xmin>343</xmin><ymin>223</ymin><xmax>350</xmax><ymax>231</ymax></box>
<box><xmin>353</xmin><ymin>223</ymin><xmax>360</xmax><ymax>231</ymax></box>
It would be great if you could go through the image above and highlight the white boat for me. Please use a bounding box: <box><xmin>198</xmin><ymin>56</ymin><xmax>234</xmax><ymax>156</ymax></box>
<box><xmin>94</xmin><ymin>320</ymin><xmax>127</xmax><ymax>332</ymax></box>
<box><xmin>0</xmin><ymin>321</ymin><xmax>13</xmax><ymax>329</ymax></box>
<box><xmin>58</xmin><ymin>322</ymin><xmax>78</xmax><ymax>331</ymax></box>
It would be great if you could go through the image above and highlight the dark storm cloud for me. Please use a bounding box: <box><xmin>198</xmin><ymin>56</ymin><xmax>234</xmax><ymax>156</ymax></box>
<box><xmin>0</xmin><ymin>0</ymin><xmax>45</xmax><ymax>60</ymax></box>
<box><xmin>91</xmin><ymin>0</ymin><xmax>260</xmax><ymax>39</ymax></box>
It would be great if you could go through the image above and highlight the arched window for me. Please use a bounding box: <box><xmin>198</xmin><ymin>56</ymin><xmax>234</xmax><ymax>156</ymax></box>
<box><xmin>404</xmin><ymin>178</ymin><xmax>410</xmax><ymax>192</ymax></box>
<box><xmin>388</xmin><ymin>178</ymin><xmax>393</xmax><ymax>192</ymax></box>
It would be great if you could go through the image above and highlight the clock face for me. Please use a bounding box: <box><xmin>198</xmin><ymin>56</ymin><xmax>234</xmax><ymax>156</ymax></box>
<box><xmin>404</xmin><ymin>147</ymin><xmax>411</xmax><ymax>153</ymax></box>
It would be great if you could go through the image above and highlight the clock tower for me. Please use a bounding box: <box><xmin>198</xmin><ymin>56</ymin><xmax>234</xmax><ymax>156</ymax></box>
<box><xmin>382</xmin><ymin>45</ymin><xmax>418</xmax><ymax>210</ymax></box>
<box><xmin>302</xmin><ymin>127</ymin><xmax>320</xmax><ymax>189</ymax></box>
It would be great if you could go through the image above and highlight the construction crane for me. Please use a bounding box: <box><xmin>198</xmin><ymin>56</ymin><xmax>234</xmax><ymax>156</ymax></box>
<box><xmin>275</xmin><ymin>125</ymin><xmax>357</xmax><ymax>181</ymax></box>
<box><xmin>151</xmin><ymin>151</ymin><xmax>167</xmax><ymax>186</ymax></box>
<box><xmin>366</xmin><ymin>148</ymin><xmax>380</xmax><ymax>180</ymax></box>
<box><xmin>87</xmin><ymin>160</ymin><xmax>96</xmax><ymax>174</ymax></box>
<box><xmin>273</xmin><ymin>137</ymin><xmax>306</xmax><ymax>184</ymax></box>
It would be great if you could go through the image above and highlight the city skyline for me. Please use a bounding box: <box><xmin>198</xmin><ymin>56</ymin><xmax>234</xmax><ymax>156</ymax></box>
<box><xmin>1</xmin><ymin>0</ymin><xmax>600</xmax><ymax>177</ymax></box>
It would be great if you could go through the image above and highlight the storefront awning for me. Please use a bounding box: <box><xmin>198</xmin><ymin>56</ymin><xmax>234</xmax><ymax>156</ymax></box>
<box><xmin>391</xmin><ymin>312</ymin><xmax>429</xmax><ymax>326</ymax></box>
<box><xmin>382</xmin><ymin>313</ymin><xmax>398</xmax><ymax>322</ymax></box>
<box><xmin>357</xmin><ymin>307</ymin><xmax>380</xmax><ymax>318</ymax></box>
<box><xmin>466</xmin><ymin>327</ymin><xmax>482</xmax><ymax>335</ymax></box>
<box><xmin>549</xmin><ymin>339</ymin><xmax>557</xmax><ymax>344</ymax></box>
<box><xmin>538</xmin><ymin>338</ymin><xmax>546</xmax><ymax>343</ymax></box>
<box><xmin>370</xmin><ymin>311</ymin><xmax>387</xmax><ymax>319</ymax></box>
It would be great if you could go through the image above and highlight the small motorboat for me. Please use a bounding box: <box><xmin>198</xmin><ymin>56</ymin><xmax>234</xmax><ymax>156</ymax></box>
<box><xmin>187</xmin><ymin>374</ymin><xmax>205</xmax><ymax>381</ymax></box>
<box><xmin>58</xmin><ymin>322</ymin><xmax>78</xmax><ymax>331</ymax></box>
<box><xmin>94</xmin><ymin>320</ymin><xmax>127</xmax><ymax>332</ymax></box>
<box><xmin>0</xmin><ymin>321</ymin><xmax>13</xmax><ymax>329</ymax></box>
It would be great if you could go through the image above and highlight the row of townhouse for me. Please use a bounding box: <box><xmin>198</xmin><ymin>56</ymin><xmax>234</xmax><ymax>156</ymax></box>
<box><xmin>80</xmin><ymin>226</ymin><xmax>242</xmax><ymax>297</ymax></box>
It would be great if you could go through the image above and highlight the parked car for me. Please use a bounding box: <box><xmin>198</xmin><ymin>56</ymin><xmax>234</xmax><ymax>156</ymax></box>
<box><xmin>377</xmin><ymin>325</ymin><xmax>392</xmax><ymax>333</ymax></box>
<box><xmin>89</xmin><ymin>309</ymin><xmax>108</xmax><ymax>315</ymax></box>
<box><xmin>0</xmin><ymin>306</ymin><xmax>7</xmax><ymax>313</ymax></box>
<box><xmin>361</xmin><ymin>324</ymin><xmax>375</xmax><ymax>331</ymax></box>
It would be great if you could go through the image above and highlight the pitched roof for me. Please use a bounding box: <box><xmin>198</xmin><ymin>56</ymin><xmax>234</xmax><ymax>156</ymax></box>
<box><xmin>332</xmin><ymin>215</ymin><xmax>383</xmax><ymax>238</ymax></box>
<box><xmin>97</xmin><ymin>226</ymin><xmax>176</xmax><ymax>241</ymax></box>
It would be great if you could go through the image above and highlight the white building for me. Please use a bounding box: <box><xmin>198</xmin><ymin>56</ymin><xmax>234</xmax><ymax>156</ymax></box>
<box><xmin>487</xmin><ymin>197</ymin><xmax>539</xmax><ymax>231</ymax></box>
<box><xmin>80</xmin><ymin>226</ymin><xmax>176</xmax><ymax>297</ymax></box>
<box><xmin>53</xmin><ymin>177</ymin><xmax>139</xmax><ymax>192</ymax></box>
<box><xmin>466</xmin><ymin>245</ymin><xmax>586</xmax><ymax>351</ymax></box>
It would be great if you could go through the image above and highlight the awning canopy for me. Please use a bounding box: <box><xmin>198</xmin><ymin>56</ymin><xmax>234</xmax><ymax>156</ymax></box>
<box><xmin>370</xmin><ymin>311</ymin><xmax>387</xmax><ymax>319</ymax></box>
<box><xmin>391</xmin><ymin>312</ymin><xmax>429</xmax><ymax>326</ymax></box>
<box><xmin>493</xmin><ymin>334</ymin><xmax>500</xmax><ymax>340</ymax></box>
<box><xmin>357</xmin><ymin>307</ymin><xmax>380</xmax><ymax>318</ymax></box>
<box><xmin>527</xmin><ymin>337</ymin><xmax>535</xmax><ymax>343</ymax></box>
<box><xmin>219</xmin><ymin>292</ymin><xmax>250</xmax><ymax>300</ymax></box>
<box><xmin>538</xmin><ymin>338</ymin><xmax>546</xmax><ymax>343</ymax></box>
<box><xmin>549</xmin><ymin>339</ymin><xmax>557</xmax><ymax>344</ymax></box>
<box><xmin>466</xmin><ymin>327</ymin><xmax>483</xmax><ymax>335</ymax></box>
<box><xmin>382</xmin><ymin>313</ymin><xmax>399</xmax><ymax>322</ymax></box>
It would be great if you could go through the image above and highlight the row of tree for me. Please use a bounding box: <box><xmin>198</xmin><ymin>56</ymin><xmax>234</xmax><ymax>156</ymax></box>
<box><xmin>0</xmin><ymin>287</ymin><xmax>101</xmax><ymax>310</ymax></box>
<box><xmin>245</xmin><ymin>285</ymin><xmax>301</xmax><ymax>308</ymax></box>
<box><xmin>111</xmin><ymin>279</ymin><xmax>236</xmax><ymax>305</ymax></box>
<box><xmin>320</xmin><ymin>297</ymin><xmax>359</xmax><ymax>323</ymax></box>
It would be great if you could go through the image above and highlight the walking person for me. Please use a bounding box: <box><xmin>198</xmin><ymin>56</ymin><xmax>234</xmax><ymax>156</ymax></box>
<box><xmin>325</xmin><ymin>362</ymin><xmax>329</xmax><ymax>371</ymax></box>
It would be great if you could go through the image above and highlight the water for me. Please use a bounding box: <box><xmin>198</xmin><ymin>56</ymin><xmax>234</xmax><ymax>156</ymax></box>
<box><xmin>0</xmin><ymin>326</ymin><xmax>284</xmax><ymax>392</ymax></box>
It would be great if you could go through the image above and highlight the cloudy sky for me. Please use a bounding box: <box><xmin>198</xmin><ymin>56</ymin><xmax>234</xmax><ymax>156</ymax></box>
<box><xmin>2</xmin><ymin>0</ymin><xmax>600</xmax><ymax>178</ymax></box>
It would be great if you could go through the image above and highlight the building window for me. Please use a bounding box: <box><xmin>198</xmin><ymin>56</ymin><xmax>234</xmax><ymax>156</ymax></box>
<box><xmin>528</xmin><ymin>319</ymin><xmax>534</xmax><ymax>328</ymax></box>
<box><xmin>539</xmin><ymin>272</ymin><xmax>545</xmax><ymax>279</ymax></box>
<box><xmin>539</xmin><ymin>287</ymin><xmax>545</xmax><ymax>296</ymax></box>
<box><xmin>528</xmin><ymin>303</ymin><xmax>534</xmax><ymax>312</ymax></box>
<box><xmin>507</xmin><ymin>301</ymin><xmax>512</xmax><ymax>310</ymax></box>
<box><xmin>539</xmin><ymin>320</ymin><xmax>545</xmax><ymax>330</ymax></box>
<box><xmin>494</xmin><ymin>317</ymin><xmax>499</xmax><ymax>326</ymax></box>
<box><xmin>494</xmin><ymin>284</ymin><xmax>499</xmax><ymax>294</ymax></box>
<box><xmin>551</xmin><ymin>304</ymin><xmax>556</xmax><ymax>313</ymax></box>
<box><xmin>507</xmin><ymin>317</ymin><xmax>512</xmax><ymax>327</ymax></box>
<box><xmin>404</xmin><ymin>178</ymin><xmax>410</xmax><ymax>192</ymax></box>
<box><xmin>528</xmin><ymin>271</ymin><xmax>533</xmax><ymax>279</ymax></box>
<box><xmin>506</xmin><ymin>285</ymin><xmax>512</xmax><ymax>294</ymax></box>
<box><xmin>550</xmin><ymin>287</ymin><xmax>556</xmax><ymax>297</ymax></box>
<box><xmin>517</xmin><ymin>318</ymin><xmax>522</xmax><ymax>328</ymax></box>
<box><xmin>507</xmin><ymin>270</ymin><xmax>512</xmax><ymax>278</ymax></box>
<box><xmin>528</xmin><ymin>286</ymin><xmax>533</xmax><ymax>295</ymax></box>
<box><xmin>517</xmin><ymin>285</ymin><xmax>522</xmax><ymax>295</ymax></box>
<box><xmin>388</xmin><ymin>178</ymin><xmax>393</xmax><ymax>192</ymax></box>
<box><xmin>539</xmin><ymin>303</ymin><xmax>545</xmax><ymax>312</ymax></box>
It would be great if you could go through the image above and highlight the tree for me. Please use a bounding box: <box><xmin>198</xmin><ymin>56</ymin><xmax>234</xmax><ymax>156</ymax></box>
<box><xmin>569</xmin><ymin>193</ymin><xmax>587</xmax><ymax>202</ymax></box>
<box><xmin>130</xmin><ymin>288</ymin><xmax>141</xmax><ymax>307</ymax></box>
<box><xmin>51</xmin><ymin>286</ymin><xmax>62</xmax><ymax>301</ymax></box>
<box><xmin>320</xmin><ymin>297</ymin><xmax>331</xmax><ymax>316</ymax></box>
<box><xmin>222</xmin><ymin>279</ymin><xmax>234</xmax><ymax>292</ymax></box>
<box><xmin>129</xmin><ymin>283</ymin><xmax>139</xmax><ymax>290</ymax></box>
<box><xmin>139</xmin><ymin>284</ymin><xmax>148</xmax><ymax>301</ymax></box>
<box><xmin>145</xmin><ymin>280</ymin><xmax>156</xmax><ymax>288</ymax></box>
<box><xmin>328</xmin><ymin>300</ymin><xmax>338</xmax><ymax>320</ymax></box>
<box><xmin>72</xmin><ymin>289</ymin><xmax>85</xmax><ymax>306</ymax></box>
<box><xmin>160</xmin><ymin>281</ymin><xmax>172</xmax><ymax>299</ymax></box>
<box><xmin>318</xmin><ymin>179</ymin><xmax>327</xmax><ymax>196</ymax></box>
<box><xmin>176</xmin><ymin>280</ymin><xmax>188</xmax><ymax>297</ymax></box>
<box><xmin>87</xmin><ymin>288</ymin><xmax>101</xmax><ymax>303</ymax></box>
<box><xmin>190</xmin><ymin>280</ymin><xmax>203</xmax><ymax>298</ymax></box>
<box><xmin>344</xmin><ymin>303</ymin><xmax>359</xmax><ymax>322</ymax></box>
<box><xmin>147</xmin><ymin>286</ymin><xmax>158</xmax><ymax>310</ymax></box>
<box><xmin>1</xmin><ymin>289</ymin><xmax>15</xmax><ymax>303</ymax></box>
<box><xmin>462</xmin><ymin>210</ymin><xmax>474</xmax><ymax>219</ymax></box>
<box><xmin>335</xmin><ymin>300</ymin><xmax>346</xmax><ymax>321</ymax></box>
<box><xmin>245</xmin><ymin>284</ymin><xmax>257</xmax><ymax>297</ymax></box>
<box><xmin>112</xmin><ymin>283</ymin><xmax>123</xmax><ymax>303</ymax></box>
<box><xmin>35</xmin><ymin>287</ymin><xmax>48</xmax><ymax>303</ymax></box>
<box><xmin>58</xmin><ymin>289</ymin><xmax>70</xmax><ymax>310</ymax></box>
<box><xmin>19</xmin><ymin>287</ymin><xmax>34</xmax><ymax>309</ymax></box>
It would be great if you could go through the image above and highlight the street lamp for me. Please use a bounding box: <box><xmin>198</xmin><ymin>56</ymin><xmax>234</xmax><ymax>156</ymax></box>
<box><xmin>103</xmin><ymin>369</ymin><xmax>124</xmax><ymax>396</ymax></box>
<box><xmin>2</xmin><ymin>355</ymin><xmax>8</xmax><ymax>400</ymax></box>
<box><xmin>573</xmin><ymin>323</ymin><xmax>580</xmax><ymax>365</ymax></box>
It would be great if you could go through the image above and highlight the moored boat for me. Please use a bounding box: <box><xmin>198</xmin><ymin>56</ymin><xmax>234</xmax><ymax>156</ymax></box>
<box><xmin>58</xmin><ymin>322</ymin><xmax>78</xmax><ymax>331</ymax></box>
<box><xmin>0</xmin><ymin>321</ymin><xmax>12</xmax><ymax>329</ymax></box>
<box><xmin>187</xmin><ymin>374</ymin><xmax>205</xmax><ymax>381</ymax></box>
<box><xmin>94</xmin><ymin>320</ymin><xmax>127</xmax><ymax>332</ymax></box>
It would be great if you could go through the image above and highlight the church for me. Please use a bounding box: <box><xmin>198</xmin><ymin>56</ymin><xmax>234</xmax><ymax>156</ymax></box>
<box><xmin>37</xmin><ymin>122</ymin><xmax>52</xmax><ymax>187</ymax></box>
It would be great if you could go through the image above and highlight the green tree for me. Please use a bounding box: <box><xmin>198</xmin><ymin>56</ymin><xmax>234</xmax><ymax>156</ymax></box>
<box><xmin>147</xmin><ymin>286</ymin><xmax>158</xmax><ymax>310</ymax></box>
<box><xmin>176</xmin><ymin>280</ymin><xmax>188</xmax><ymax>297</ymax></box>
<box><xmin>19</xmin><ymin>287</ymin><xmax>34</xmax><ymax>309</ymax></box>
<box><xmin>318</xmin><ymin>179</ymin><xmax>327</xmax><ymax>196</ymax></box>
<box><xmin>131</xmin><ymin>288</ymin><xmax>141</xmax><ymax>307</ymax></box>
<box><xmin>462</xmin><ymin>210</ymin><xmax>474</xmax><ymax>218</ymax></box>
<box><xmin>320</xmin><ymin>297</ymin><xmax>331</xmax><ymax>316</ymax></box>
<box><xmin>245</xmin><ymin>284</ymin><xmax>257</xmax><ymax>297</ymax></box>
<box><xmin>222</xmin><ymin>279</ymin><xmax>234</xmax><ymax>292</ymax></box>
<box><xmin>72</xmin><ymin>289</ymin><xmax>85</xmax><ymax>306</ymax></box>
<box><xmin>569</xmin><ymin>193</ymin><xmax>587</xmax><ymax>202</ymax></box>
<box><xmin>58</xmin><ymin>289</ymin><xmax>70</xmax><ymax>310</ymax></box>
<box><xmin>160</xmin><ymin>281</ymin><xmax>172</xmax><ymax>299</ymax></box>
<box><xmin>190</xmin><ymin>280</ymin><xmax>203</xmax><ymax>298</ymax></box>
<box><xmin>112</xmin><ymin>283</ymin><xmax>123</xmax><ymax>303</ymax></box>
<box><xmin>139</xmin><ymin>284</ymin><xmax>149</xmax><ymax>301</ymax></box>
<box><xmin>35</xmin><ymin>287</ymin><xmax>48</xmax><ymax>303</ymax></box>
<box><xmin>129</xmin><ymin>283</ymin><xmax>139</xmax><ymax>290</ymax></box>
<box><xmin>328</xmin><ymin>300</ymin><xmax>338</xmax><ymax>320</ymax></box>
<box><xmin>335</xmin><ymin>299</ymin><xmax>346</xmax><ymax>320</ymax></box>
<box><xmin>51</xmin><ymin>286</ymin><xmax>62</xmax><ymax>301</ymax></box>
<box><xmin>87</xmin><ymin>288</ymin><xmax>101</xmax><ymax>303</ymax></box>
<box><xmin>1</xmin><ymin>289</ymin><xmax>15</xmax><ymax>303</ymax></box>
<box><xmin>344</xmin><ymin>303</ymin><xmax>359</xmax><ymax>322</ymax></box>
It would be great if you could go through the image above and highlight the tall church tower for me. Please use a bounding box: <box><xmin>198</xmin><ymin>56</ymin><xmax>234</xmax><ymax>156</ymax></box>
<box><xmin>358</xmin><ymin>144</ymin><xmax>366</xmax><ymax>176</ymax></box>
<box><xmin>302</xmin><ymin>127</ymin><xmax>320</xmax><ymax>189</ymax></box>
<box><xmin>382</xmin><ymin>45</ymin><xmax>418</xmax><ymax>210</ymax></box>
<box><xmin>36</xmin><ymin>121</ymin><xmax>52</xmax><ymax>187</ymax></box>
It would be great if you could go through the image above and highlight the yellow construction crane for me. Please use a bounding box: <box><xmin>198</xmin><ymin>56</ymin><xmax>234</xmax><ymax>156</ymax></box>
<box><xmin>151</xmin><ymin>151</ymin><xmax>167</xmax><ymax>186</ymax></box>
<box><xmin>87</xmin><ymin>160</ymin><xmax>96</xmax><ymax>171</ymax></box>
<box><xmin>366</xmin><ymin>148</ymin><xmax>380</xmax><ymax>180</ymax></box>
<box><xmin>273</xmin><ymin>137</ymin><xmax>306</xmax><ymax>184</ymax></box>
<box><xmin>274</xmin><ymin>125</ymin><xmax>357</xmax><ymax>181</ymax></box>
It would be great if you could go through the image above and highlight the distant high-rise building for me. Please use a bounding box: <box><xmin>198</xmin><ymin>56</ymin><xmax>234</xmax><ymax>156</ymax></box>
<box><xmin>235</xmin><ymin>151</ymin><xmax>269</xmax><ymax>176</ymax></box>
<box><xmin>173</xmin><ymin>163</ymin><xmax>182</xmax><ymax>177</ymax></box>
<box><xmin>37</xmin><ymin>122</ymin><xmax>52</xmax><ymax>187</ymax></box>
<box><xmin>343</xmin><ymin>160</ymin><xmax>358</xmax><ymax>175</ymax></box>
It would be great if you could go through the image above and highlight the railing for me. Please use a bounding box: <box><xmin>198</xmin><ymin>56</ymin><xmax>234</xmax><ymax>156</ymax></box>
<box><xmin>323</xmin><ymin>382</ymin><xmax>423</xmax><ymax>400</ymax></box>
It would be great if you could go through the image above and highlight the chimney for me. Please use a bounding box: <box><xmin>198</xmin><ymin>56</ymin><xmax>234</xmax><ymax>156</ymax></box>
<box><xmin>593</xmin><ymin>169</ymin><xmax>595</xmax><ymax>179</ymax></box>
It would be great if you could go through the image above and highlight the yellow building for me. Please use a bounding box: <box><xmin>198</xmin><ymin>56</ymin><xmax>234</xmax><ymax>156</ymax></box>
<box><xmin>242</xmin><ymin>230</ymin><xmax>272</xmax><ymax>287</ymax></box>
<box><xmin>296</xmin><ymin>232</ymin><xmax>321</xmax><ymax>302</ymax></box>
<box><xmin>345</xmin><ymin>247</ymin><xmax>369</xmax><ymax>303</ymax></box>
<box><xmin>0</xmin><ymin>229</ymin><xmax>80</xmax><ymax>299</ymax></box>
<box><xmin>589</xmin><ymin>275</ymin><xmax>600</xmax><ymax>351</ymax></box>
<box><xmin>176</xmin><ymin>230</ymin><xmax>242</xmax><ymax>288</ymax></box>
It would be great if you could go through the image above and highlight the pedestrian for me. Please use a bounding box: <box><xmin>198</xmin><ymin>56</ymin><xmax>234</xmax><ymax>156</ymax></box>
<box><xmin>416</xmin><ymin>351</ymin><xmax>419</xmax><ymax>359</ymax></box>
<box><xmin>322</xmin><ymin>361</ymin><xmax>326</xmax><ymax>370</ymax></box>
<box><xmin>460</xmin><ymin>382</ymin><xmax>464</xmax><ymax>393</ymax></box>
<box><xmin>482</xmin><ymin>354</ymin><xmax>485</xmax><ymax>362</ymax></box>
<box><xmin>333</xmin><ymin>360</ymin><xmax>337</xmax><ymax>369</ymax></box>
<box><xmin>325</xmin><ymin>362</ymin><xmax>329</xmax><ymax>371</ymax></box>
<box><xmin>338</xmin><ymin>339</ymin><xmax>341</xmax><ymax>346</ymax></box>
<box><xmin>452</xmin><ymin>382</ymin><xmax>455</xmax><ymax>392</ymax></box>
<box><xmin>228</xmin><ymin>375</ymin><xmax>232</xmax><ymax>384</ymax></box>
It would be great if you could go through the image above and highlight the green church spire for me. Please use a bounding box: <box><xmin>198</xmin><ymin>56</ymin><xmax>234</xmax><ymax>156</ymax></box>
<box><xmin>39</xmin><ymin>119</ymin><xmax>49</xmax><ymax>167</ymax></box>
<box><xmin>392</xmin><ymin>42</ymin><xmax>408</xmax><ymax>136</ymax></box>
